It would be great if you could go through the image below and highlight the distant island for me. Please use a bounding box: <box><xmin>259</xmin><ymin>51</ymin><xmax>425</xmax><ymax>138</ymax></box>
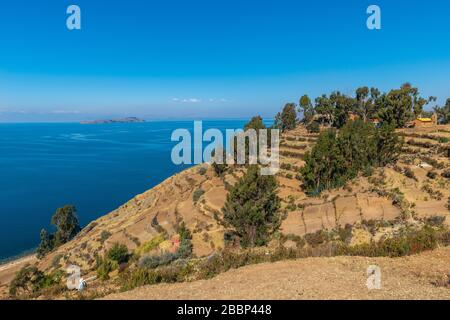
<box><xmin>80</xmin><ymin>117</ymin><xmax>146</xmax><ymax>124</ymax></box>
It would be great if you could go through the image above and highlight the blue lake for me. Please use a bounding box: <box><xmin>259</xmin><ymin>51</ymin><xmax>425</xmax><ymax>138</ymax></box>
<box><xmin>0</xmin><ymin>120</ymin><xmax>254</xmax><ymax>261</ymax></box>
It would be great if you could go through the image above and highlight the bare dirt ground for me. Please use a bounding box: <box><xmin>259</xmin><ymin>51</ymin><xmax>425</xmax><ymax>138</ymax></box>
<box><xmin>103</xmin><ymin>246</ymin><xmax>450</xmax><ymax>300</ymax></box>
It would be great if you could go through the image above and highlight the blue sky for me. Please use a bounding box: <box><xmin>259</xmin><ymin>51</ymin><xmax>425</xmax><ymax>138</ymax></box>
<box><xmin>0</xmin><ymin>0</ymin><xmax>449</xmax><ymax>121</ymax></box>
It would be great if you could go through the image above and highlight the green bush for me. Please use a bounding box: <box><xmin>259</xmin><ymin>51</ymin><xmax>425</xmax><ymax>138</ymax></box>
<box><xmin>198</xmin><ymin>167</ymin><xmax>207</xmax><ymax>175</ymax></box>
<box><xmin>427</xmin><ymin>171</ymin><xmax>438</xmax><ymax>179</ymax></box>
<box><xmin>100</xmin><ymin>230</ymin><xmax>112</xmax><ymax>243</ymax></box>
<box><xmin>135</xmin><ymin>234</ymin><xmax>165</xmax><ymax>255</ymax></box>
<box><xmin>107</xmin><ymin>243</ymin><xmax>129</xmax><ymax>264</ymax></box>
<box><xmin>51</xmin><ymin>254</ymin><xmax>63</xmax><ymax>269</ymax></box>
<box><xmin>96</xmin><ymin>256</ymin><xmax>113</xmax><ymax>281</ymax></box>
<box><xmin>193</xmin><ymin>189</ymin><xmax>205</xmax><ymax>202</ymax></box>
<box><xmin>438</xmin><ymin>137</ymin><xmax>449</xmax><ymax>143</ymax></box>
<box><xmin>9</xmin><ymin>265</ymin><xmax>62</xmax><ymax>297</ymax></box>
<box><xmin>138</xmin><ymin>252</ymin><xmax>178</xmax><ymax>269</ymax></box>
<box><xmin>338</xmin><ymin>225</ymin><xmax>442</xmax><ymax>257</ymax></box>
<box><xmin>306</xmin><ymin>121</ymin><xmax>320</xmax><ymax>133</ymax></box>
<box><xmin>404</xmin><ymin>167</ymin><xmax>418</xmax><ymax>181</ymax></box>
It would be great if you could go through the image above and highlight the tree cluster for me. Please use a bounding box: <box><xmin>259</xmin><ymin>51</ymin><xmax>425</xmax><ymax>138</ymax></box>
<box><xmin>300</xmin><ymin>120</ymin><xmax>402</xmax><ymax>195</ymax></box>
<box><xmin>295</xmin><ymin>83</ymin><xmax>439</xmax><ymax>129</ymax></box>
<box><xmin>36</xmin><ymin>205</ymin><xmax>81</xmax><ymax>259</ymax></box>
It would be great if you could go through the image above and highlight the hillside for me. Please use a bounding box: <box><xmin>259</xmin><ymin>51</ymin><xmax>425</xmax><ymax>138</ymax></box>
<box><xmin>1</xmin><ymin>123</ymin><xmax>449</xmax><ymax>299</ymax></box>
<box><xmin>104</xmin><ymin>246</ymin><xmax>450</xmax><ymax>300</ymax></box>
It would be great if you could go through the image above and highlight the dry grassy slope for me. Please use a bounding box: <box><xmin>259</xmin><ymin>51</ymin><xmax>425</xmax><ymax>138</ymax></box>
<box><xmin>1</xmin><ymin>124</ymin><xmax>450</xmax><ymax>296</ymax></box>
<box><xmin>103</xmin><ymin>246</ymin><xmax>450</xmax><ymax>300</ymax></box>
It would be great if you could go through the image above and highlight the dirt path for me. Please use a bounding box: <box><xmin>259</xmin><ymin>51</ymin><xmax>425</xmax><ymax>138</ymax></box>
<box><xmin>104</xmin><ymin>247</ymin><xmax>450</xmax><ymax>300</ymax></box>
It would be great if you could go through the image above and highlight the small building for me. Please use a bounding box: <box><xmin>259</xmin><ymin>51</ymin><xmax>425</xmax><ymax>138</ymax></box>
<box><xmin>413</xmin><ymin>117</ymin><xmax>433</xmax><ymax>127</ymax></box>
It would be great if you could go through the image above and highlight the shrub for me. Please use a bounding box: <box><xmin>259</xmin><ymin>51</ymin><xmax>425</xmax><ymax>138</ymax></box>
<box><xmin>135</xmin><ymin>234</ymin><xmax>165</xmax><ymax>255</ymax></box>
<box><xmin>51</xmin><ymin>254</ymin><xmax>63</xmax><ymax>269</ymax></box>
<box><xmin>9</xmin><ymin>265</ymin><xmax>62</xmax><ymax>297</ymax></box>
<box><xmin>138</xmin><ymin>252</ymin><xmax>178</xmax><ymax>269</ymax></box>
<box><xmin>338</xmin><ymin>225</ymin><xmax>443</xmax><ymax>257</ymax></box>
<box><xmin>177</xmin><ymin>222</ymin><xmax>193</xmax><ymax>259</ymax></box>
<box><xmin>442</xmin><ymin>170</ymin><xmax>450</xmax><ymax>179</ymax></box>
<box><xmin>426</xmin><ymin>216</ymin><xmax>446</xmax><ymax>227</ymax></box>
<box><xmin>107</xmin><ymin>243</ymin><xmax>129</xmax><ymax>264</ymax></box>
<box><xmin>426</xmin><ymin>171</ymin><xmax>437</xmax><ymax>179</ymax></box>
<box><xmin>306</xmin><ymin>121</ymin><xmax>320</xmax><ymax>133</ymax></box>
<box><xmin>193</xmin><ymin>189</ymin><xmax>205</xmax><ymax>202</ymax></box>
<box><xmin>304</xmin><ymin>230</ymin><xmax>330</xmax><ymax>247</ymax></box>
<box><xmin>96</xmin><ymin>256</ymin><xmax>113</xmax><ymax>281</ymax></box>
<box><xmin>120</xmin><ymin>265</ymin><xmax>182</xmax><ymax>291</ymax></box>
<box><xmin>404</xmin><ymin>167</ymin><xmax>418</xmax><ymax>181</ymax></box>
<box><xmin>100</xmin><ymin>230</ymin><xmax>112</xmax><ymax>243</ymax></box>
<box><xmin>198</xmin><ymin>167</ymin><xmax>207</xmax><ymax>175</ymax></box>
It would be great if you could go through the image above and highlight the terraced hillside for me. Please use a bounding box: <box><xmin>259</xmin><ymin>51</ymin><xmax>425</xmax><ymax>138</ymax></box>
<box><xmin>1</xmin><ymin>124</ymin><xmax>449</xmax><ymax>299</ymax></box>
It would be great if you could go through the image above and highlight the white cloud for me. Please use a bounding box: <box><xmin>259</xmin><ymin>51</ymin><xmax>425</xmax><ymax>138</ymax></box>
<box><xmin>51</xmin><ymin>110</ymin><xmax>80</xmax><ymax>114</ymax></box>
<box><xmin>172</xmin><ymin>98</ymin><xmax>202</xmax><ymax>103</ymax></box>
<box><xmin>172</xmin><ymin>97</ymin><xmax>229</xmax><ymax>104</ymax></box>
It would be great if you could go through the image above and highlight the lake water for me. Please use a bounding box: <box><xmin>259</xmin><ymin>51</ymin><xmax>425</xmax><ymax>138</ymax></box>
<box><xmin>0</xmin><ymin>120</ymin><xmax>255</xmax><ymax>261</ymax></box>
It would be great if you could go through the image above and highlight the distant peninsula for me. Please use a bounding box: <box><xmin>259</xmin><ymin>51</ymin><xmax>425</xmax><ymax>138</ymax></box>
<box><xmin>80</xmin><ymin>117</ymin><xmax>146</xmax><ymax>124</ymax></box>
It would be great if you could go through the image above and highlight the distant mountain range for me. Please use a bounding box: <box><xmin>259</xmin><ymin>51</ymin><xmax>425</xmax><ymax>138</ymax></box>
<box><xmin>80</xmin><ymin>117</ymin><xmax>145</xmax><ymax>124</ymax></box>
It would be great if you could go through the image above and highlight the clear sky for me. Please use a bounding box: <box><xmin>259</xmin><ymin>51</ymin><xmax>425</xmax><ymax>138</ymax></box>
<box><xmin>0</xmin><ymin>0</ymin><xmax>449</xmax><ymax>121</ymax></box>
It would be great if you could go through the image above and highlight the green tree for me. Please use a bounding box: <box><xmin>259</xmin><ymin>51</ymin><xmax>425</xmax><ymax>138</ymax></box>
<box><xmin>314</xmin><ymin>94</ymin><xmax>334</xmax><ymax>126</ymax></box>
<box><xmin>51</xmin><ymin>205</ymin><xmax>81</xmax><ymax>246</ymax></box>
<box><xmin>300</xmin><ymin>120</ymin><xmax>402</xmax><ymax>195</ymax></box>
<box><xmin>330</xmin><ymin>91</ymin><xmax>355</xmax><ymax>128</ymax></box>
<box><xmin>434</xmin><ymin>98</ymin><xmax>450</xmax><ymax>124</ymax></box>
<box><xmin>244</xmin><ymin>115</ymin><xmax>266</xmax><ymax>131</ymax></box>
<box><xmin>375</xmin><ymin>123</ymin><xmax>402</xmax><ymax>166</ymax></box>
<box><xmin>377</xmin><ymin>83</ymin><xmax>433</xmax><ymax>127</ymax></box>
<box><xmin>36</xmin><ymin>229</ymin><xmax>54</xmax><ymax>259</ymax></box>
<box><xmin>299</xmin><ymin>95</ymin><xmax>315</xmax><ymax>123</ymax></box>
<box><xmin>300</xmin><ymin>129</ymin><xmax>344</xmax><ymax>194</ymax></box>
<box><xmin>274</xmin><ymin>103</ymin><xmax>297</xmax><ymax>132</ymax></box>
<box><xmin>337</xmin><ymin>119</ymin><xmax>377</xmax><ymax>177</ymax></box>
<box><xmin>355</xmin><ymin>87</ymin><xmax>380</xmax><ymax>122</ymax></box>
<box><xmin>222</xmin><ymin>165</ymin><xmax>281</xmax><ymax>247</ymax></box>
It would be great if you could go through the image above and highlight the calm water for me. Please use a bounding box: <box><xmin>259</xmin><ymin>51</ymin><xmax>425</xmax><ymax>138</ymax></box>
<box><xmin>0</xmin><ymin>120</ymin><xmax>251</xmax><ymax>261</ymax></box>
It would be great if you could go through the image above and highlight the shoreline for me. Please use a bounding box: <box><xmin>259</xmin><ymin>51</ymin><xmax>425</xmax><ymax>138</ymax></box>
<box><xmin>0</xmin><ymin>254</ymin><xmax>35</xmax><ymax>272</ymax></box>
<box><xmin>0</xmin><ymin>254</ymin><xmax>37</xmax><ymax>289</ymax></box>
<box><xmin>0</xmin><ymin>249</ymin><xmax>36</xmax><ymax>268</ymax></box>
